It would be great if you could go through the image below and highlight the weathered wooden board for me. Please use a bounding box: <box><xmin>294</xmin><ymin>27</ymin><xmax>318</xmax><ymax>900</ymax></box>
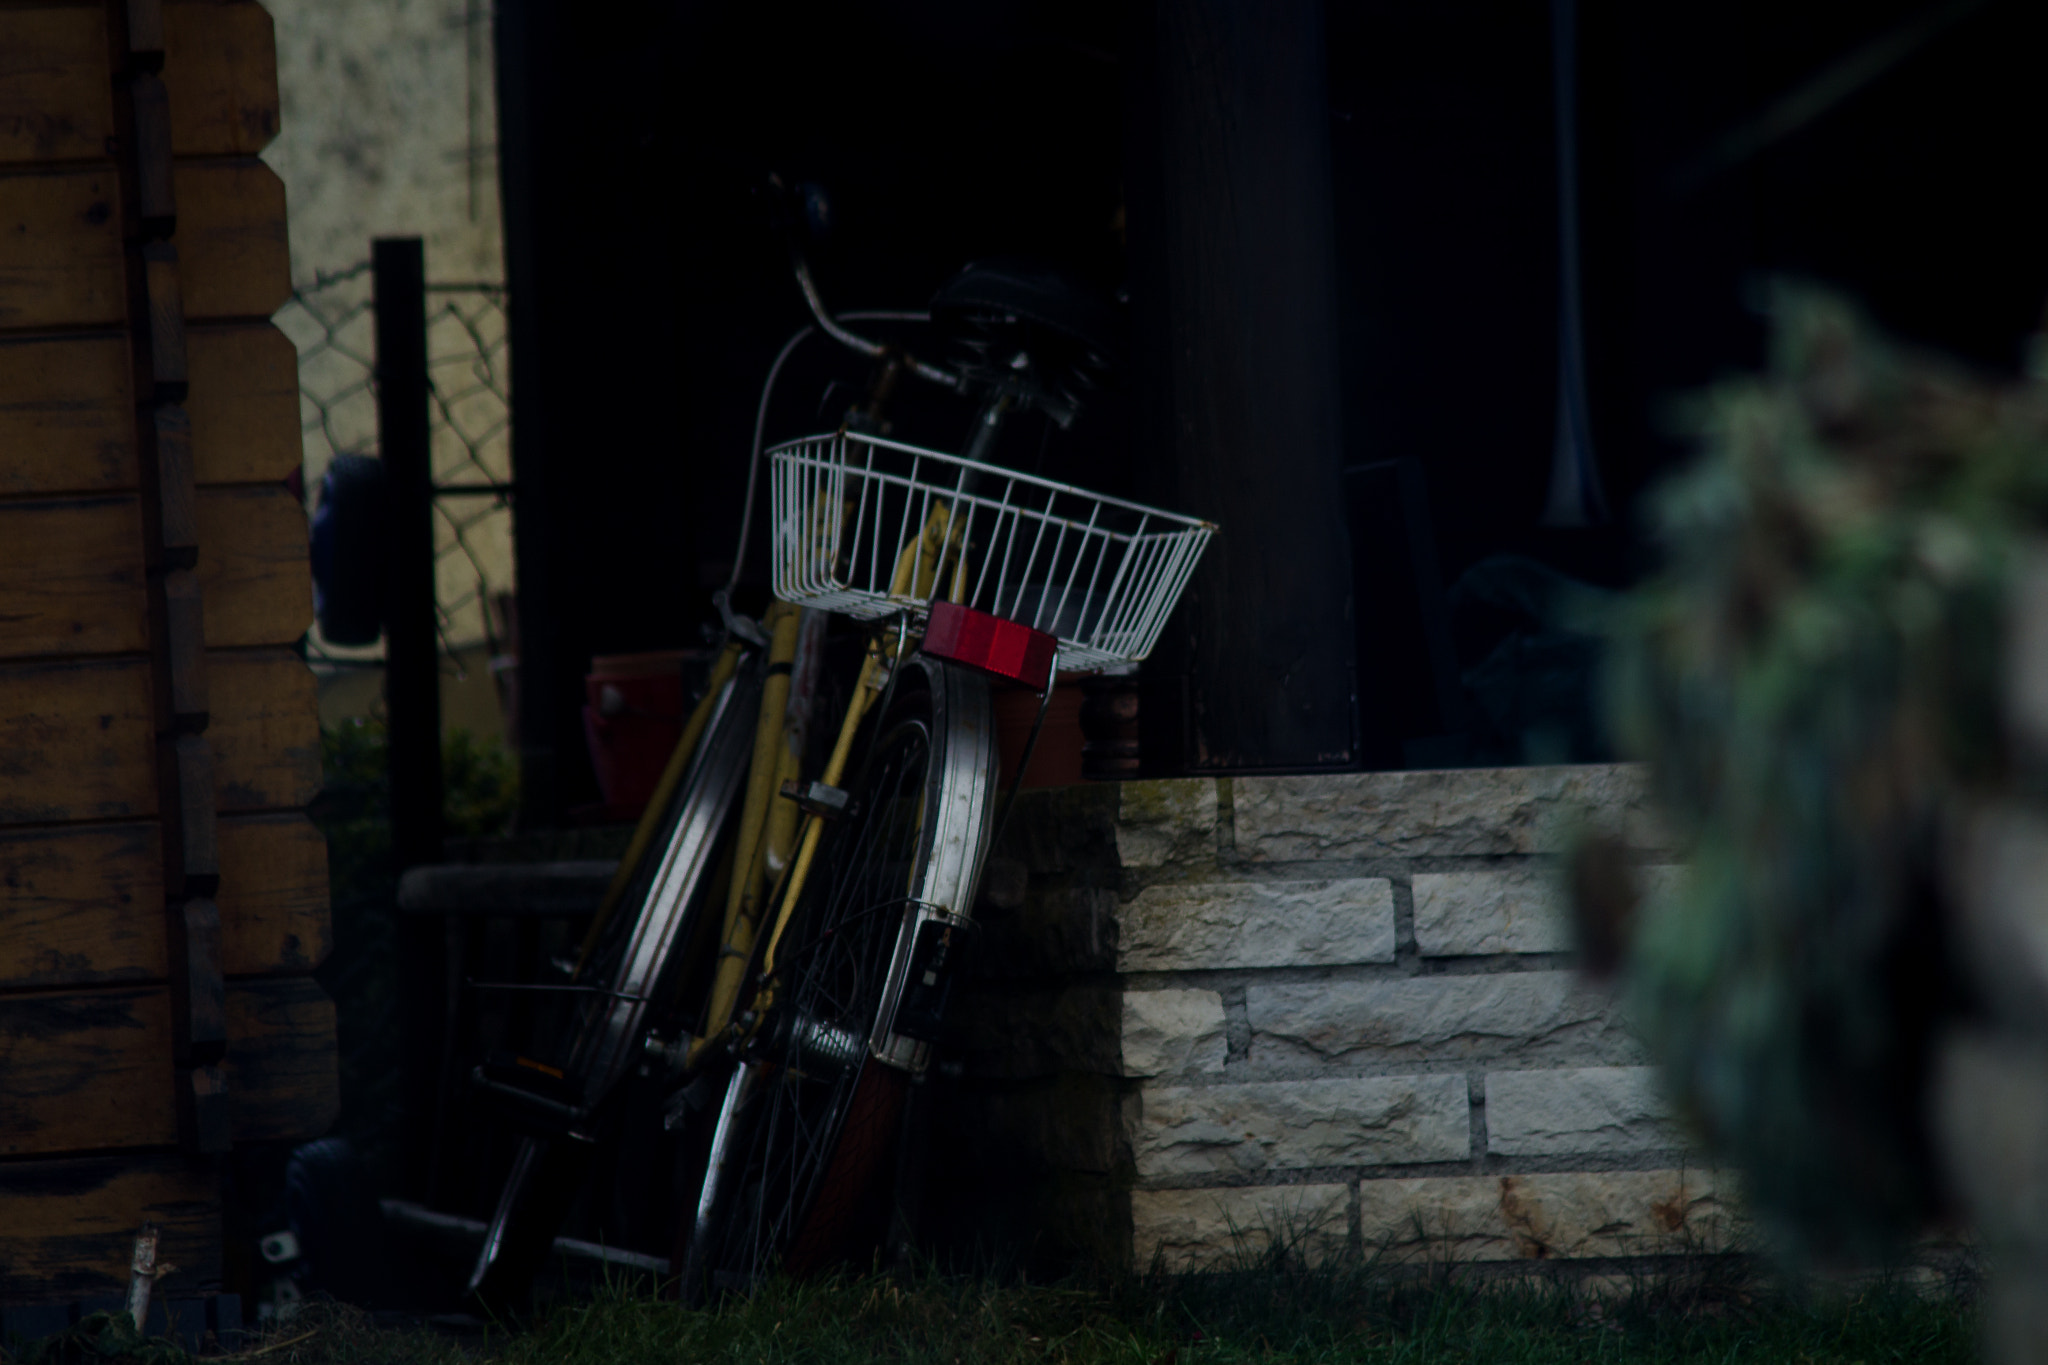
<box><xmin>0</xmin><ymin>816</ymin><xmax>330</xmax><ymax>989</ymax></box>
<box><xmin>0</xmin><ymin>658</ymin><xmax>155</xmax><ymax>825</ymax></box>
<box><xmin>0</xmin><ymin>823</ymin><xmax>164</xmax><ymax>990</ymax></box>
<box><xmin>0</xmin><ymin>332</ymin><xmax>136</xmax><ymax>497</ymax></box>
<box><xmin>0</xmin><ymin>978</ymin><xmax>338</xmax><ymax>1156</ymax></box>
<box><xmin>188</xmin><ymin>323</ymin><xmax>301</xmax><ymax>485</ymax></box>
<box><xmin>218</xmin><ymin>812</ymin><xmax>330</xmax><ymax>976</ymax></box>
<box><xmin>0</xmin><ymin>652</ymin><xmax>322</xmax><ymax>824</ymax></box>
<box><xmin>0</xmin><ymin>167</ymin><xmax>125</xmax><ymax>333</ymax></box>
<box><xmin>164</xmin><ymin>0</ymin><xmax>279</xmax><ymax>158</ymax></box>
<box><xmin>174</xmin><ymin>159</ymin><xmax>289</xmax><ymax>321</ymax></box>
<box><xmin>0</xmin><ymin>987</ymin><xmax>174</xmax><ymax>1155</ymax></box>
<box><xmin>0</xmin><ymin>1154</ymin><xmax>220</xmax><ymax>1302</ymax></box>
<box><xmin>208</xmin><ymin>649</ymin><xmax>322</xmax><ymax>812</ymax></box>
<box><xmin>224</xmin><ymin>975</ymin><xmax>339</xmax><ymax>1141</ymax></box>
<box><xmin>196</xmin><ymin>485</ymin><xmax>311</xmax><ymax>647</ymax></box>
<box><xmin>0</xmin><ymin>7</ymin><xmax>112</xmax><ymax>167</ymax></box>
<box><xmin>0</xmin><ymin>497</ymin><xmax>147</xmax><ymax>659</ymax></box>
<box><xmin>0</xmin><ymin>322</ymin><xmax>304</xmax><ymax>495</ymax></box>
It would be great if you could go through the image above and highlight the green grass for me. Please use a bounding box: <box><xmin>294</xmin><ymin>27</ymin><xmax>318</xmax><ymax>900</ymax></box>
<box><xmin>200</xmin><ymin>1261</ymin><xmax>1975</xmax><ymax>1365</ymax></box>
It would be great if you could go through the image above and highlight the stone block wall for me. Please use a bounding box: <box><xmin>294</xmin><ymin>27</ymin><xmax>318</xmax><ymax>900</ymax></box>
<box><xmin>926</xmin><ymin>765</ymin><xmax>1740</xmax><ymax>1273</ymax></box>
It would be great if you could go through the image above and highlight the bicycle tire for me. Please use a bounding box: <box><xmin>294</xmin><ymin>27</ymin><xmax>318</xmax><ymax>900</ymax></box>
<box><xmin>682</xmin><ymin>654</ymin><xmax>995</xmax><ymax>1295</ymax></box>
<box><xmin>467</xmin><ymin>660</ymin><xmax>763</xmax><ymax>1304</ymax></box>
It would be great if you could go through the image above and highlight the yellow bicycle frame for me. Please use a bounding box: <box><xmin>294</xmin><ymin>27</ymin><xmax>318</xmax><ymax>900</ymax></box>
<box><xmin>681</xmin><ymin>497</ymin><xmax>969</xmax><ymax>1069</ymax></box>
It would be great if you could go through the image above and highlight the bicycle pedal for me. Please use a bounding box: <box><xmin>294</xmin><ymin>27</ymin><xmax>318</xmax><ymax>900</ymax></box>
<box><xmin>477</xmin><ymin>1051</ymin><xmax>580</xmax><ymax>1104</ymax></box>
<box><xmin>781</xmin><ymin>779</ymin><xmax>852</xmax><ymax>820</ymax></box>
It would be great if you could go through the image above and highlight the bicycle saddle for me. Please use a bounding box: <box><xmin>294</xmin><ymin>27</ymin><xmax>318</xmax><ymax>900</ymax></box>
<box><xmin>929</xmin><ymin>258</ymin><xmax>1119</xmax><ymax>429</ymax></box>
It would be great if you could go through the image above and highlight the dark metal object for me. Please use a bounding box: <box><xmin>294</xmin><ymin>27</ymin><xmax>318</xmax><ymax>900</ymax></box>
<box><xmin>464</xmin><ymin>980</ymin><xmax>650</xmax><ymax>1003</ymax></box>
<box><xmin>374</xmin><ymin>237</ymin><xmax>445</xmax><ymax>871</ymax></box>
<box><xmin>381</xmin><ymin>1199</ymin><xmax>670</xmax><ymax>1276</ymax></box>
<box><xmin>375</xmin><ymin>238</ymin><xmax>448</xmax><ymax>1202</ymax></box>
<box><xmin>1541</xmin><ymin>0</ymin><xmax>1609</xmax><ymax>529</ymax></box>
<box><xmin>986</xmin><ymin>653</ymin><xmax>1057</xmax><ymax>857</ymax></box>
<box><xmin>396</xmin><ymin>860</ymin><xmax>615</xmax><ymax>916</ymax></box>
<box><xmin>782</xmin><ymin>779</ymin><xmax>851</xmax><ymax>819</ymax></box>
<box><xmin>468</xmin><ymin>1066</ymin><xmax>586</xmax><ymax>1131</ymax></box>
<box><xmin>1125</xmin><ymin>0</ymin><xmax>1358</xmax><ymax>772</ymax></box>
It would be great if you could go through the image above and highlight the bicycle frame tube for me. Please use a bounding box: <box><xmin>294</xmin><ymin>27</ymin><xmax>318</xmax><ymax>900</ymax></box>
<box><xmin>698</xmin><ymin>603</ymin><xmax>802</xmax><ymax>1054</ymax></box>
<box><xmin>682</xmin><ymin>642</ymin><xmax>887</xmax><ymax>1074</ymax></box>
<box><xmin>754</xmin><ymin>656</ymin><xmax>994</xmax><ymax>1073</ymax></box>
<box><xmin>573</xmin><ymin>638</ymin><xmax>747</xmax><ymax>978</ymax></box>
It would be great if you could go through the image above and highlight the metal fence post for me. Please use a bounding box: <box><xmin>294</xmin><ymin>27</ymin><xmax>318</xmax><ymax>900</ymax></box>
<box><xmin>374</xmin><ymin>236</ymin><xmax>447</xmax><ymax>1200</ymax></box>
<box><xmin>374</xmin><ymin>237</ymin><xmax>444</xmax><ymax>868</ymax></box>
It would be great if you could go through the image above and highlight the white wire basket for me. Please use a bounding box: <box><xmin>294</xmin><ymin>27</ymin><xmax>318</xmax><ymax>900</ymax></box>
<box><xmin>768</xmin><ymin>432</ymin><xmax>1216</xmax><ymax>672</ymax></box>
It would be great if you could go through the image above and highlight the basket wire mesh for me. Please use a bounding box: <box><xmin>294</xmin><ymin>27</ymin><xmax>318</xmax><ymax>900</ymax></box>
<box><xmin>768</xmin><ymin>432</ymin><xmax>1215</xmax><ymax>672</ymax></box>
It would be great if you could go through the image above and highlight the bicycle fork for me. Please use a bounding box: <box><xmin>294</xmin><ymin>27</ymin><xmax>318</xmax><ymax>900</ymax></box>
<box><xmin>677</xmin><ymin>1060</ymin><xmax>765</xmax><ymax>1303</ymax></box>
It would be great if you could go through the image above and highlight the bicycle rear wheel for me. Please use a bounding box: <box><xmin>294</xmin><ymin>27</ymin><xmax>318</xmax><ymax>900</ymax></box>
<box><xmin>684</xmin><ymin>654</ymin><xmax>994</xmax><ymax>1294</ymax></box>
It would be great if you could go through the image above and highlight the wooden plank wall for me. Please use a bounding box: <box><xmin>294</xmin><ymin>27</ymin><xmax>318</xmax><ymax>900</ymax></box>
<box><xmin>0</xmin><ymin>0</ymin><xmax>336</xmax><ymax>1308</ymax></box>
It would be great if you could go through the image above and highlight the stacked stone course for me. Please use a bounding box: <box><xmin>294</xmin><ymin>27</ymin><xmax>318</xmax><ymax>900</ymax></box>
<box><xmin>938</xmin><ymin>764</ymin><xmax>1737</xmax><ymax>1272</ymax></box>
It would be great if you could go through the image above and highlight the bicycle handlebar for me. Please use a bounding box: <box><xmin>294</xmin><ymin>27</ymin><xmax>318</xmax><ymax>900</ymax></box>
<box><xmin>789</xmin><ymin>254</ymin><xmax>960</xmax><ymax>391</ymax></box>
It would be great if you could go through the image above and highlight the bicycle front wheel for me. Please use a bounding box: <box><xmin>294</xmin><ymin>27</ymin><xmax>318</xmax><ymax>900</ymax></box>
<box><xmin>688</xmin><ymin>654</ymin><xmax>995</xmax><ymax>1293</ymax></box>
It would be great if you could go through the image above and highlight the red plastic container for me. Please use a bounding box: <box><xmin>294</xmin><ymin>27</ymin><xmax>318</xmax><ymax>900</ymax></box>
<box><xmin>582</xmin><ymin>650</ymin><xmax>696</xmax><ymax>819</ymax></box>
<box><xmin>992</xmin><ymin>681</ymin><xmax>1086</xmax><ymax>789</ymax></box>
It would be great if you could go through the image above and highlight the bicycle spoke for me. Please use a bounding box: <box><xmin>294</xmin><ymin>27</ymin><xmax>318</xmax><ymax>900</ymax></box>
<box><xmin>705</xmin><ymin>688</ymin><xmax>942</xmax><ymax>1288</ymax></box>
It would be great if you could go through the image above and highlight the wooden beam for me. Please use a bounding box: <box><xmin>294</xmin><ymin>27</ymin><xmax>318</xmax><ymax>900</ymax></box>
<box><xmin>0</xmin><ymin>1154</ymin><xmax>220</xmax><ymax>1302</ymax></box>
<box><xmin>163</xmin><ymin>0</ymin><xmax>278</xmax><ymax>157</ymax></box>
<box><xmin>0</xmin><ymin>823</ymin><xmax>165</xmax><ymax>989</ymax></box>
<box><xmin>140</xmin><ymin>243</ymin><xmax>189</xmax><ymax>400</ymax></box>
<box><xmin>0</xmin><ymin>167</ymin><xmax>127</xmax><ymax>333</ymax></box>
<box><xmin>0</xmin><ymin>658</ymin><xmax>156</xmax><ymax>825</ymax></box>
<box><xmin>0</xmin><ymin>978</ymin><xmax>337</xmax><ymax>1156</ymax></box>
<box><xmin>223</xmin><ymin>976</ymin><xmax>339</xmax><ymax>1142</ymax></box>
<box><xmin>0</xmin><ymin>497</ymin><xmax>148</xmax><ymax>659</ymax></box>
<box><xmin>0</xmin><ymin>7</ymin><xmax>114</xmax><ymax>167</ymax></box>
<box><xmin>157</xmin><ymin>733</ymin><xmax>216</xmax><ymax>894</ymax></box>
<box><xmin>216</xmin><ymin>813</ymin><xmax>330</xmax><ymax>976</ymax></box>
<box><xmin>0</xmin><ymin>815</ymin><xmax>331</xmax><ymax>990</ymax></box>
<box><xmin>187</xmin><ymin>322</ymin><xmax>300</xmax><ymax>485</ymax></box>
<box><xmin>0</xmin><ymin>332</ymin><xmax>138</xmax><ymax>497</ymax></box>
<box><xmin>172</xmin><ymin>159</ymin><xmax>288</xmax><ymax>321</ymax></box>
<box><xmin>0</xmin><ymin>654</ymin><xmax>320</xmax><ymax>827</ymax></box>
<box><xmin>0</xmin><ymin>323</ymin><xmax>300</xmax><ymax>499</ymax></box>
<box><xmin>0</xmin><ymin>987</ymin><xmax>176</xmax><ymax>1154</ymax></box>
<box><xmin>194</xmin><ymin>485</ymin><xmax>310</xmax><ymax>647</ymax></box>
<box><xmin>205</xmin><ymin>649</ymin><xmax>321</xmax><ymax>812</ymax></box>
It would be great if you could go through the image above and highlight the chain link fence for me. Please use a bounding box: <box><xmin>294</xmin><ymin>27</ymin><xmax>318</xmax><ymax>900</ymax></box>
<box><xmin>277</xmin><ymin>262</ymin><xmax>515</xmax><ymax>669</ymax></box>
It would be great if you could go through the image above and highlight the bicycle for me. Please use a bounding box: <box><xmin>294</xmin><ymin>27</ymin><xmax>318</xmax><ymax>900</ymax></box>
<box><xmin>460</xmin><ymin>181</ymin><xmax>1215</xmax><ymax>1305</ymax></box>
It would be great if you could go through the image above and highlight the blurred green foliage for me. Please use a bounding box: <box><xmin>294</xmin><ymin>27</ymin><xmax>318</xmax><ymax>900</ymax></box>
<box><xmin>442</xmin><ymin>727</ymin><xmax>521</xmax><ymax>841</ymax></box>
<box><xmin>1602</xmin><ymin>284</ymin><xmax>2048</xmax><ymax>1257</ymax></box>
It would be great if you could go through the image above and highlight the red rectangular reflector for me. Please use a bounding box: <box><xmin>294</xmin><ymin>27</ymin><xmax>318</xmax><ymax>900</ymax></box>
<box><xmin>922</xmin><ymin>601</ymin><xmax>1058</xmax><ymax>692</ymax></box>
